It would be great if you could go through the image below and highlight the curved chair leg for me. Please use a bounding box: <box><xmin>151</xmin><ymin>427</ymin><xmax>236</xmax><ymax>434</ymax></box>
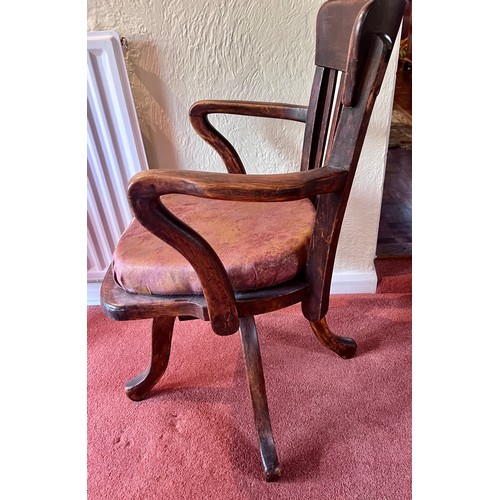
<box><xmin>309</xmin><ymin>317</ymin><xmax>357</xmax><ymax>359</ymax></box>
<box><xmin>239</xmin><ymin>316</ymin><xmax>282</xmax><ymax>481</ymax></box>
<box><xmin>125</xmin><ymin>315</ymin><xmax>176</xmax><ymax>401</ymax></box>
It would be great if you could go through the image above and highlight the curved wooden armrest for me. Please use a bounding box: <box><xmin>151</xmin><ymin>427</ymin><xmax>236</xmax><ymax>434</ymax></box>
<box><xmin>128</xmin><ymin>166</ymin><xmax>347</xmax><ymax>203</ymax></box>
<box><xmin>127</xmin><ymin>167</ymin><xmax>347</xmax><ymax>336</ymax></box>
<box><xmin>190</xmin><ymin>100</ymin><xmax>308</xmax><ymax>122</ymax></box>
<box><xmin>189</xmin><ymin>100</ymin><xmax>308</xmax><ymax>174</ymax></box>
<box><xmin>129</xmin><ymin>188</ymin><xmax>239</xmax><ymax>337</ymax></box>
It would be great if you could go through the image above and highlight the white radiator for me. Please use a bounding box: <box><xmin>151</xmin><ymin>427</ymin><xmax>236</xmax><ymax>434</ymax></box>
<box><xmin>87</xmin><ymin>31</ymin><xmax>148</xmax><ymax>302</ymax></box>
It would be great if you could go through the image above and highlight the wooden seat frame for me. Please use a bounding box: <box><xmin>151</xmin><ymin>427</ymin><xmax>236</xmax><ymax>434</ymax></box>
<box><xmin>100</xmin><ymin>0</ymin><xmax>407</xmax><ymax>481</ymax></box>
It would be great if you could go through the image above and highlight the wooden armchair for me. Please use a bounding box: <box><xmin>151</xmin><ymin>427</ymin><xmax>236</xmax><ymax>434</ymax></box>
<box><xmin>100</xmin><ymin>0</ymin><xmax>406</xmax><ymax>481</ymax></box>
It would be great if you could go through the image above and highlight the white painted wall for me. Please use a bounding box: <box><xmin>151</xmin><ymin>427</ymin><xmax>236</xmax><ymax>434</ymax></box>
<box><xmin>87</xmin><ymin>0</ymin><xmax>399</xmax><ymax>293</ymax></box>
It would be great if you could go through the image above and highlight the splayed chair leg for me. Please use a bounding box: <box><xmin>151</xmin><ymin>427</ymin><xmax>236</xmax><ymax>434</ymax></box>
<box><xmin>125</xmin><ymin>316</ymin><xmax>176</xmax><ymax>401</ymax></box>
<box><xmin>309</xmin><ymin>317</ymin><xmax>357</xmax><ymax>359</ymax></box>
<box><xmin>239</xmin><ymin>316</ymin><xmax>282</xmax><ymax>481</ymax></box>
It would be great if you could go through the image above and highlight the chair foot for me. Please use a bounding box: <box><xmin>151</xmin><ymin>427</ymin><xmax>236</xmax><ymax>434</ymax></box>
<box><xmin>239</xmin><ymin>316</ymin><xmax>282</xmax><ymax>481</ymax></box>
<box><xmin>309</xmin><ymin>317</ymin><xmax>357</xmax><ymax>359</ymax></box>
<box><xmin>125</xmin><ymin>316</ymin><xmax>176</xmax><ymax>401</ymax></box>
<box><xmin>263</xmin><ymin>459</ymin><xmax>282</xmax><ymax>482</ymax></box>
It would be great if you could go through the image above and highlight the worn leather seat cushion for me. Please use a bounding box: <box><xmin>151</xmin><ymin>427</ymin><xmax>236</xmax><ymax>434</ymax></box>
<box><xmin>112</xmin><ymin>194</ymin><xmax>316</xmax><ymax>295</ymax></box>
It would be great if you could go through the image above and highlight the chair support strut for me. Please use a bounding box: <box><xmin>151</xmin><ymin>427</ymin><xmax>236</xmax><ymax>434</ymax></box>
<box><xmin>239</xmin><ymin>316</ymin><xmax>282</xmax><ymax>481</ymax></box>
<box><xmin>309</xmin><ymin>317</ymin><xmax>357</xmax><ymax>359</ymax></box>
<box><xmin>125</xmin><ymin>316</ymin><xmax>176</xmax><ymax>401</ymax></box>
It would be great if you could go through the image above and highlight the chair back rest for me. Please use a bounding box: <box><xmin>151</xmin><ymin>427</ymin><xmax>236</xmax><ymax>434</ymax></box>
<box><xmin>301</xmin><ymin>0</ymin><xmax>407</xmax><ymax>321</ymax></box>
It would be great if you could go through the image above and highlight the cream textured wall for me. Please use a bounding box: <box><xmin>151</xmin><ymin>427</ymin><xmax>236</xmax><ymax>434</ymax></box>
<box><xmin>87</xmin><ymin>0</ymin><xmax>399</xmax><ymax>285</ymax></box>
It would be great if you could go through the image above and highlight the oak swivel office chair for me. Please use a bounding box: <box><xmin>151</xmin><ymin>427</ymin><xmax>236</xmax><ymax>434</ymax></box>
<box><xmin>100</xmin><ymin>0</ymin><xmax>407</xmax><ymax>481</ymax></box>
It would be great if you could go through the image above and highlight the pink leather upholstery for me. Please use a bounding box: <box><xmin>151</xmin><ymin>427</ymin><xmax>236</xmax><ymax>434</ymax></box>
<box><xmin>113</xmin><ymin>194</ymin><xmax>316</xmax><ymax>295</ymax></box>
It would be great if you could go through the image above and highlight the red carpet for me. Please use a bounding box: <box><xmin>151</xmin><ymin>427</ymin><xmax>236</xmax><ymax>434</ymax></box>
<box><xmin>88</xmin><ymin>258</ymin><xmax>411</xmax><ymax>499</ymax></box>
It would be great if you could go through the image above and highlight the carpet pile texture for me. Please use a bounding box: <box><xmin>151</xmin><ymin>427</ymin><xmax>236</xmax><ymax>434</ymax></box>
<box><xmin>88</xmin><ymin>258</ymin><xmax>411</xmax><ymax>499</ymax></box>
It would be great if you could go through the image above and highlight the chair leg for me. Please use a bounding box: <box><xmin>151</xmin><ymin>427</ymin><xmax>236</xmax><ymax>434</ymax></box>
<box><xmin>309</xmin><ymin>317</ymin><xmax>357</xmax><ymax>359</ymax></box>
<box><xmin>125</xmin><ymin>316</ymin><xmax>176</xmax><ymax>401</ymax></box>
<box><xmin>239</xmin><ymin>316</ymin><xmax>282</xmax><ymax>481</ymax></box>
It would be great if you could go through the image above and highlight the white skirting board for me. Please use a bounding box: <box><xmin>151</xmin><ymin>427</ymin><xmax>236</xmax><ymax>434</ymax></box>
<box><xmin>329</xmin><ymin>268</ymin><xmax>378</xmax><ymax>294</ymax></box>
<box><xmin>87</xmin><ymin>269</ymin><xmax>377</xmax><ymax>306</ymax></box>
<box><xmin>87</xmin><ymin>282</ymin><xmax>103</xmax><ymax>306</ymax></box>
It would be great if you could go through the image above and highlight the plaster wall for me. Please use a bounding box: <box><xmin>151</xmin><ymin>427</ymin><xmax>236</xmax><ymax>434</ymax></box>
<box><xmin>87</xmin><ymin>0</ymin><xmax>399</xmax><ymax>281</ymax></box>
